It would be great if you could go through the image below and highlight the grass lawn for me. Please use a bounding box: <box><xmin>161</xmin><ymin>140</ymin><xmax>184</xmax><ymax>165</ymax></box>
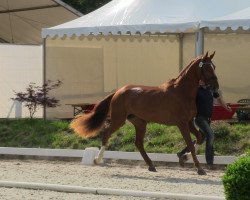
<box><xmin>0</xmin><ymin>119</ymin><xmax>249</xmax><ymax>156</ymax></box>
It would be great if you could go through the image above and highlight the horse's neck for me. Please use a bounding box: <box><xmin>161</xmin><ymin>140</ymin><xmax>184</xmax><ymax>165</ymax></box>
<box><xmin>175</xmin><ymin>62</ymin><xmax>200</xmax><ymax>99</ymax></box>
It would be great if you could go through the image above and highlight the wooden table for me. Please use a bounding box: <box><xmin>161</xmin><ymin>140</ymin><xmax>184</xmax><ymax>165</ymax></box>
<box><xmin>66</xmin><ymin>103</ymin><xmax>95</xmax><ymax>116</ymax></box>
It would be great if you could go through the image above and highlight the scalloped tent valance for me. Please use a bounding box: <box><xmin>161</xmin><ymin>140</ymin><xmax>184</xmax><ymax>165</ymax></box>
<box><xmin>42</xmin><ymin>0</ymin><xmax>250</xmax><ymax>38</ymax></box>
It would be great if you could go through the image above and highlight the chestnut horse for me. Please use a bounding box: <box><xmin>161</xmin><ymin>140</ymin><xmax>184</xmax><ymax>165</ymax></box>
<box><xmin>71</xmin><ymin>52</ymin><xmax>219</xmax><ymax>175</ymax></box>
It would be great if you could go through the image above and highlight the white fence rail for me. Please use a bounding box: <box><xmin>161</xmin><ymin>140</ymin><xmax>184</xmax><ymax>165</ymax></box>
<box><xmin>0</xmin><ymin>147</ymin><xmax>237</xmax><ymax>165</ymax></box>
<box><xmin>0</xmin><ymin>180</ymin><xmax>225</xmax><ymax>200</ymax></box>
<box><xmin>0</xmin><ymin>147</ymin><xmax>84</xmax><ymax>157</ymax></box>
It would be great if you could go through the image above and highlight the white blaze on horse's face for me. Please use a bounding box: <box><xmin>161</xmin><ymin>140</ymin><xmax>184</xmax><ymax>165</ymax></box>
<box><xmin>199</xmin><ymin>61</ymin><xmax>215</xmax><ymax>70</ymax></box>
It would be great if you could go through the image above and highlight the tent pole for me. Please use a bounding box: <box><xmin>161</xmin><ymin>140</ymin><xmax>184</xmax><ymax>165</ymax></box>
<box><xmin>178</xmin><ymin>33</ymin><xmax>184</xmax><ymax>71</ymax></box>
<box><xmin>42</xmin><ymin>38</ymin><xmax>46</xmax><ymax>120</ymax></box>
<box><xmin>195</xmin><ymin>28</ymin><xmax>204</xmax><ymax>56</ymax></box>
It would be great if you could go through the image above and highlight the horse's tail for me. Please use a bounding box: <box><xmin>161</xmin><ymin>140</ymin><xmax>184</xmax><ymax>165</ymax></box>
<box><xmin>70</xmin><ymin>93</ymin><xmax>115</xmax><ymax>138</ymax></box>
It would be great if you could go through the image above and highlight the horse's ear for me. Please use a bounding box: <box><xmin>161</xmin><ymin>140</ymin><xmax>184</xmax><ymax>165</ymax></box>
<box><xmin>209</xmin><ymin>51</ymin><xmax>215</xmax><ymax>60</ymax></box>
<box><xmin>202</xmin><ymin>52</ymin><xmax>208</xmax><ymax>60</ymax></box>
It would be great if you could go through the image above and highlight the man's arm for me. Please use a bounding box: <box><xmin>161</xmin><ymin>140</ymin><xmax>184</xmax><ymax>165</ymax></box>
<box><xmin>216</xmin><ymin>96</ymin><xmax>232</xmax><ymax>112</ymax></box>
<box><xmin>213</xmin><ymin>90</ymin><xmax>232</xmax><ymax>112</ymax></box>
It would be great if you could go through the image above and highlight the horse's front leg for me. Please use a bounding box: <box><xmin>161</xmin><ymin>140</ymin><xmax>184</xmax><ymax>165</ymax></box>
<box><xmin>178</xmin><ymin>122</ymin><xmax>206</xmax><ymax>175</ymax></box>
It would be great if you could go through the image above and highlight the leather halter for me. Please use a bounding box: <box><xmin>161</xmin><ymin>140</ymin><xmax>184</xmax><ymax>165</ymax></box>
<box><xmin>199</xmin><ymin>61</ymin><xmax>217</xmax><ymax>86</ymax></box>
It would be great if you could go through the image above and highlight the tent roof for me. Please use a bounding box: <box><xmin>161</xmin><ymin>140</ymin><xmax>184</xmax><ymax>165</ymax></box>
<box><xmin>201</xmin><ymin>7</ymin><xmax>250</xmax><ymax>31</ymax></box>
<box><xmin>0</xmin><ymin>0</ymin><xmax>82</xmax><ymax>44</ymax></box>
<box><xmin>42</xmin><ymin>0</ymin><xmax>250</xmax><ymax>38</ymax></box>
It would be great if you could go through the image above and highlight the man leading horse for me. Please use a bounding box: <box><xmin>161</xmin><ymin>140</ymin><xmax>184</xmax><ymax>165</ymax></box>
<box><xmin>177</xmin><ymin>79</ymin><xmax>231</xmax><ymax>170</ymax></box>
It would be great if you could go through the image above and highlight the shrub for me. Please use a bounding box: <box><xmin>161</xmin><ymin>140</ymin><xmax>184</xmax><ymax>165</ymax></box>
<box><xmin>223</xmin><ymin>155</ymin><xmax>250</xmax><ymax>200</ymax></box>
<box><xmin>211</xmin><ymin>121</ymin><xmax>231</xmax><ymax>138</ymax></box>
<box><xmin>12</xmin><ymin>80</ymin><xmax>62</xmax><ymax>118</ymax></box>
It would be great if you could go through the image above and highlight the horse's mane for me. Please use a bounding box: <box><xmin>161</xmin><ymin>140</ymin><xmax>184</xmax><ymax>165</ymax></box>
<box><xmin>166</xmin><ymin>56</ymin><xmax>202</xmax><ymax>86</ymax></box>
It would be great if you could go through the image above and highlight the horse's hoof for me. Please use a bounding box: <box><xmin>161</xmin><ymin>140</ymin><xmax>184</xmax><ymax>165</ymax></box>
<box><xmin>94</xmin><ymin>158</ymin><xmax>103</xmax><ymax>165</ymax></box>
<box><xmin>178</xmin><ymin>159</ymin><xmax>184</xmax><ymax>167</ymax></box>
<box><xmin>178</xmin><ymin>155</ymin><xmax>187</xmax><ymax>167</ymax></box>
<box><xmin>93</xmin><ymin>159</ymin><xmax>99</xmax><ymax>165</ymax></box>
<box><xmin>148</xmin><ymin>166</ymin><xmax>157</xmax><ymax>172</ymax></box>
<box><xmin>177</xmin><ymin>153</ymin><xmax>188</xmax><ymax>167</ymax></box>
<box><xmin>197</xmin><ymin>169</ymin><xmax>207</xmax><ymax>175</ymax></box>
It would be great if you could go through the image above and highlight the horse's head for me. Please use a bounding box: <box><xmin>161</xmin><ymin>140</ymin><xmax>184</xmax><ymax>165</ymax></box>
<box><xmin>198</xmin><ymin>51</ymin><xmax>219</xmax><ymax>90</ymax></box>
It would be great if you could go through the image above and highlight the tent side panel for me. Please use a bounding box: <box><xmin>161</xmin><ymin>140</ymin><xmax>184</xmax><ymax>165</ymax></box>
<box><xmin>115</xmin><ymin>36</ymin><xmax>179</xmax><ymax>87</ymax></box>
<box><xmin>182</xmin><ymin>34</ymin><xmax>195</xmax><ymax>68</ymax></box>
<box><xmin>0</xmin><ymin>44</ymin><xmax>42</xmax><ymax>118</ymax></box>
<box><xmin>205</xmin><ymin>33</ymin><xmax>250</xmax><ymax>102</ymax></box>
<box><xmin>46</xmin><ymin>36</ymin><xmax>117</xmax><ymax>94</ymax></box>
<box><xmin>46</xmin><ymin>46</ymin><xmax>104</xmax><ymax>119</ymax></box>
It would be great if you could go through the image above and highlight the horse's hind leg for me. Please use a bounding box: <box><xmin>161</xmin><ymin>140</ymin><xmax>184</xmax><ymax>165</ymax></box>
<box><xmin>128</xmin><ymin>116</ymin><xmax>156</xmax><ymax>172</ymax></box>
<box><xmin>94</xmin><ymin>115</ymin><xmax>126</xmax><ymax>164</ymax></box>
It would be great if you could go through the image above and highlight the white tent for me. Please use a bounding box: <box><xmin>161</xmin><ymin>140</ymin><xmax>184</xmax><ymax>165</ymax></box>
<box><xmin>42</xmin><ymin>0</ymin><xmax>250</xmax><ymax>118</ymax></box>
<box><xmin>0</xmin><ymin>0</ymin><xmax>82</xmax><ymax>44</ymax></box>
<box><xmin>43</xmin><ymin>0</ymin><xmax>250</xmax><ymax>53</ymax></box>
<box><xmin>43</xmin><ymin>0</ymin><xmax>250</xmax><ymax>36</ymax></box>
<box><xmin>201</xmin><ymin>6</ymin><xmax>250</xmax><ymax>30</ymax></box>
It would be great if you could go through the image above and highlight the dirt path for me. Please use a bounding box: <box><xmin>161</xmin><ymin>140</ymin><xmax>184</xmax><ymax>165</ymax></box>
<box><xmin>0</xmin><ymin>159</ymin><xmax>225</xmax><ymax>199</ymax></box>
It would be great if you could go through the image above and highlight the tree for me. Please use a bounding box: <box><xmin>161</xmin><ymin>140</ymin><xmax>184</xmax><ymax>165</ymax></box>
<box><xmin>62</xmin><ymin>0</ymin><xmax>112</xmax><ymax>14</ymax></box>
<box><xmin>12</xmin><ymin>80</ymin><xmax>62</xmax><ymax>119</ymax></box>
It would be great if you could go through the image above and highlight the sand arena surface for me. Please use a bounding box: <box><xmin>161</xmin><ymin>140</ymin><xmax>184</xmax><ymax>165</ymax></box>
<box><xmin>0</xmin><ymin>159</ymin><xmax>225</xmax><ymax>199</ymax></box>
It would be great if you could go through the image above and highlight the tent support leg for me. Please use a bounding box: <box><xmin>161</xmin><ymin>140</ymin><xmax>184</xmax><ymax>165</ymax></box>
<box><xmin>195</xmin><ymin>29</ymin><xmax>204</xmax><ymax>56</ymax></box>
<box><xmin>178</xmin><ymin>33</ymin><xmax>184</xmax><ymax>72</ymax></box>
<box><xmin>42</xmin><ymin>38</ymin><xmax>46</xmax><ymax>120</ymax></box>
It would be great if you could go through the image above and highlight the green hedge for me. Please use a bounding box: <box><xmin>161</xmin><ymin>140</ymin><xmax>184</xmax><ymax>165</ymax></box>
<box><xmin>223</xmin><ymin>153</ymin><xmax>250</xmax><ymax>200</ymax></box>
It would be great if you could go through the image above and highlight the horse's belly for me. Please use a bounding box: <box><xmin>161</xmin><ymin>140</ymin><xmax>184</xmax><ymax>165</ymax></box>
<box><xmin>132</xmin><ymin>105</ymin><xmax>179</xmax><ymax>124</ymax></box>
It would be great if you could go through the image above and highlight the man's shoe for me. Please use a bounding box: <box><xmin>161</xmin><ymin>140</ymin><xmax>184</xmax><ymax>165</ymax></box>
<box><xmin>207</xmin><ymin>164</ymin><xmax>216</xmax><ymax>170</ymax></box>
